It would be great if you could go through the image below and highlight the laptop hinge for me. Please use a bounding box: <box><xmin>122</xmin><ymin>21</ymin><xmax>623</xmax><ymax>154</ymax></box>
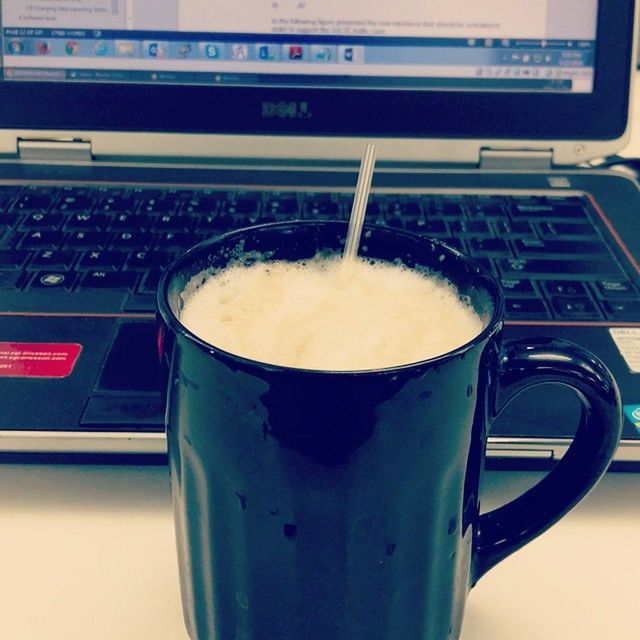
<box><xmin>479</xmin><ymin>148</ymin><xmax>553</xmax><ymax>170</ymax></box>
<box><xmin>17</xmin><ymin>138</ymin><xmax>93</xmax><ymax>162</ymax></box>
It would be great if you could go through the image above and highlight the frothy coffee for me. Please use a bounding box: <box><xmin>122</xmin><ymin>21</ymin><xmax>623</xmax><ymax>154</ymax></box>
<box><xmin>179</xmin><ymin>256</ymin><xmax>484</xmax><ymax>371</ymax></box>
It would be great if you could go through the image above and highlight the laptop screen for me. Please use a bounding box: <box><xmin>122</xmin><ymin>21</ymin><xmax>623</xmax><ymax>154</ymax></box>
<box><xmin>0</xmin><ymin>0</ymin><xmax>633</xmax><ymax>144</ymax></box>
<box><xmin>1</xmin><ymin>0</ymin><xmax>598</xmax><ymax>93</ymax></box>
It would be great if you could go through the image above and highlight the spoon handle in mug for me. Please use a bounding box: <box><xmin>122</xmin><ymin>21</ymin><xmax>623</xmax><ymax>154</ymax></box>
<box><xmin>472</xmin><ymin>337</ymin><xmax>622</xmax><ymax>583</ymax></box>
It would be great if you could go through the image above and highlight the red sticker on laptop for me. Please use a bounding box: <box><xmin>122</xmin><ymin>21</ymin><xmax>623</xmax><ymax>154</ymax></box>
<box><xmin>0</xmin><ymin>342</ymin><xmax>82</xmax><ymax>378</ymax></box>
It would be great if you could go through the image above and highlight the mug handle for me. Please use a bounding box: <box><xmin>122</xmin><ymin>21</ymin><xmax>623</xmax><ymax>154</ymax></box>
<box><xmin>472</xmin><ymin>337</ymin><xmax>622</xmax><ymax>583</ymax></box>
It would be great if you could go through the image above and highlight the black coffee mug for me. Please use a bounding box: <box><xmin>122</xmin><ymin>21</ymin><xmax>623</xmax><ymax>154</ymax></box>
<box><xmin>157</xmin><ymin>221</ymin><xmax>621</xmax><ymax>640</ymax></box>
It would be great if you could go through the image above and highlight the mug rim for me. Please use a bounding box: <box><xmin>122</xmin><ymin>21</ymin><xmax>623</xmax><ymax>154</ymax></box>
<box><xmin>157</xmin><ymin>221</ymin><xmax>505</xmax><ymax>376</ymax></box>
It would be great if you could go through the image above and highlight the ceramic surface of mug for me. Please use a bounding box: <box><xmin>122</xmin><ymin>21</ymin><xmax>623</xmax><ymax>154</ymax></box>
<box><xmin>157</xmin><ymin>222</ymin><xmax>621</xmax><ymax>640</ymax></box>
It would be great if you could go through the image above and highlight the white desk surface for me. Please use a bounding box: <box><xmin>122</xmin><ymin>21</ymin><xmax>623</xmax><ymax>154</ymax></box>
<box><xmin>3</xmin><ymin>79</ymin><xmax>640</xmax><ymax>640</ymax></box>
<box><xmin>0</xmin><ymin>466</ymin><xmax>638</xmax><ymax>640</ymax></box>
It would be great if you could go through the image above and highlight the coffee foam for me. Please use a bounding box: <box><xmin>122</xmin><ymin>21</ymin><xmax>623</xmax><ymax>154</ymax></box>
<box><xmin>179</xmin><ymin>255</ymin><xmax>485</xmax><ymax>371</ymax></box>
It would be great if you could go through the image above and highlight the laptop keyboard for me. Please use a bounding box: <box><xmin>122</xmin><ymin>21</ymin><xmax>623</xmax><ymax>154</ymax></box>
<box><xmin>1</xmin><ymin>183</ymin><xmax>639</xmax><ymax>322</ymax></box>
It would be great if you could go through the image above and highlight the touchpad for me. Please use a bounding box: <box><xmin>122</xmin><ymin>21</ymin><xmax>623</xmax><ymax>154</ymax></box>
<box><xmin>97</xmin><ymin>321</ymin><xmax>160</xmax><ymax>393</ymax></box>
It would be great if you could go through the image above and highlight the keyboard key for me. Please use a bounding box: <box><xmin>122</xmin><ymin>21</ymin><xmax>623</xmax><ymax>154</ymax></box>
<box><xmin>0</xmin><ymin>249</ymin><xmax>29</xmax><ymax>268</ymax></box>
<box><xmin>505</xmin><ymin>298</ymin><xmax>548</xmax><ymax>316</ymax></box>
<box><xmin>497</xmin><ymin>258</ymin><xmax>620</xmax><ymax>280</ymax></box>
<box><xmin>603</xmin><ymin>300</ymin><xmax>640</xmax><ymax>320</ymax></box>
<box><xmin>450</xmin><ymin>220</ymin><xmax>492</xmax><ymax>237</ymax></box>
<box><xmin>361</xmin><ymin>202</ymin><xmax>381</xmax><ymax>218</ymax></box>
<box><xmin>514</xmin><ymin>239</ymin><xmax>608</xmax><ymax>258</ymax></box>
<box><xmin>386</xmin><ymin>201</ymin><xmax>422</xmax><ymax>219</ymax></box>
<box><xmin>551</xmin><ymin>297</ymin><xmax>601</xmax><ymax>320</ymax></box>
<box><xmin>385</xmin><ymin>216</ymin><xmax>405</xmax><ymax>229</ymax></box>
<box><xmin>596</xmin><ymin>279</ymin><xmax>638</xmax><ymax>299</ymax></box>
<box><xmin>511</xmin><ymin>198</ymin><xmax>588</xmax><ymax>221</ymax></box>
<box><xmin>496</xmin><ymin>220</ymin><xmax>536</xmax><ymax>238</ymax></box>
<box><xmin>28</xmin><ymin>250</ymin><xmax>75</xmax><ymax>270</ymax></box>
<box><xmin>543</xmin><ymin>281</ymin><xmax>588</xmax><ymax>297</ymax></box>
<box><xmin>264</xmin><ymin>196</ymin><xmax>299</xmax><ymax>215</ymax></box>
<box><xmin>30</xmin><ymin>271</ymin><xmax>76</xmax><ymax>289</ymax></box>
<box><xmin>19</xmin><ymin>212</ymin><xmax>64</xmax><ymax>230</ymax></box>
<box><xmin>151</xmin><ymin>214</ymin><xmax>193</xmax><ymax>233</ymax></box>
<box><xmin>18</xmin><ymin>230</ymin><xmax>64</xmax><ymax>249</ymax></box>
<box><xmin>416</xmin><ymin>219</ymin><xmax>449</xmax><ymax>236</ymax></box>
<box><xmin>56</xmin><ymin>195</ymin><xmax>94</xmax><ymax>212</ymax></box>
<box><xmin>184</xmin><ymin>196</ymin><xmax>222</xmax><ymax>215</ymax></box>
<box><xmin>468</xmin><ymin>199</ymin><xmax>507</xmax><ymax>220</ymax></box>
<box><xmin>468</xmin><ymin>237</ymin><xmax>509</xmax><ymax>257</ymax></box>
<box><xmin>427</xmin><ymin>201</ymin><xmax>464</xmax><ymax>221</ymax></box>
<box><xmin>500</xmin><ymin>278</ymin><xmax>536</xmax><ymax>296</ymax></box>
<box><xmin>538</xmin><ymin>222</ymin><xmax>598</xmax><ymax>239</ymax></box>
<box><xmin>108</xmin><ymin>213</ymin><xmax>150</xmax><ymax>232</ymax></box>
<box><xmin>0</xmin><ymin>210</ymin><xmax>20</xmax><ymax>229</ymax></box>
<box><xmin>0</xmin><ymin>187</ymin><xmax>20</xmax><ymax>211</ymax></box>
<box><xmin>123</xmin><ymin>294</ymin><xmax>156</xmax><ymax>312</ymax></box>
<box><xmin>63</xmin><ymin>212</ymin><xmax>110</xmax><ymax>231</ymax></box>
<box><xmin>0</xmin><ymin>271</ymin><xmax>24</xmax><ymax>289</ymax></box>
<box><xmin>125</xmin><ymin>250</ymin><xmax>173</xmax><ymax>270</ymax></box>
<box><xmin>197</xmin><ymin>214</ymin><xmax>234</xmax><ymax>232</ymax></box>
<box><xmin>405</xmin><ymin>218</ymin><xmax>434</xmax><ymax>234</ymax></box>
<box><xmin>78</xmin><ymin>250</ymin><xmax>125</xmax><ymax>271</ymax></box>
<box><xmin>139</xmin><ymin>270</ymin><xmax>162</xmax><ymax>293</ymax></box>
<box><xmin>13</xmin><ymin>193</ymin><xmax>53</xmax><ymax>214</ymax></box>
<box><xmin>99</xmin><ymin>195</ymin><xmax>135</xmax><ymax>214</ymax></box>
<box><xmin>81</xmin><ymin>270</ymin><xmax>138</xmax><ymax>290</ymax></box>
<box><xmin>223</xmin><ymin>199</ymin><xmax>260</xmax><ymax>216</ymax></box>
<box><xmin>260</xmin><ymin>211</ymin><xmax>292</xmax><ymax>223</ymax></box>
<box><xmin>110</xmin><ymin>231</ymin><xmax>149</xmax><ymax>249</ymax></box>
<box><xmin>304</xmin><ymin>199</ymin><xmax>341</xmax><ymax>219</ymax></box>
<box><xmin>0</xmin><ymin>225</ymin><xmax>11</xmax><ymax>244</ymax></box>
<box><xmin>58</xmin><ymin>186</ymin><xmax>94</xmax><ymax>199</ymax></box>
<box><xmin>140</xmin><ymin>197</ymin><xmax>178</xmax><ymax>214</ymax></box>
<box><xmin>153</xmin><ymin>232</ymin><xmax>200</xmax><ymax>250</ymax></box>
<box><xmin>65</xmin><ymin>230</ymin><xmax>107</xmax><ymax>248</ymax></box>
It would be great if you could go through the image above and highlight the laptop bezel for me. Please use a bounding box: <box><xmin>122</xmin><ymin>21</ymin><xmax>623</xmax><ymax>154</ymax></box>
<box><xmin>0</xmin><ymin>0</ymin><xmax>634</xmax><ymax>150</ymax></box>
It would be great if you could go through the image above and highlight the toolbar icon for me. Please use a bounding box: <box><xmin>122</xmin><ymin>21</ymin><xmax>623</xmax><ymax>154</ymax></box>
<box><xmin>202</xmin><ymin>43</ymin><xmax>220</xmax><ymax>59</ymax></box>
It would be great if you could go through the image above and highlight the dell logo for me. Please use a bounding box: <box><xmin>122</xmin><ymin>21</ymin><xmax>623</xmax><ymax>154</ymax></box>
<box><xmin>261</xmin><ymin>101</ymin><xmax>312</xmax><ymax>119</ymax></box>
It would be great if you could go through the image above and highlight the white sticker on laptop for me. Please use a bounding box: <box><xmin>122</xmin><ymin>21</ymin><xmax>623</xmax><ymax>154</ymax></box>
<box><xmin>609</xmin><ymin>328</ymin><xmax>640</xmax><ymax>373</ymax></box>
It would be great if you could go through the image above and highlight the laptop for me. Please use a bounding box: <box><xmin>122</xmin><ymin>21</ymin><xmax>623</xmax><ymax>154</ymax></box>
<box><xmin>0</xmin><ymin>0</ymin><xmax>639</xmax><ymax>466</ymax></box>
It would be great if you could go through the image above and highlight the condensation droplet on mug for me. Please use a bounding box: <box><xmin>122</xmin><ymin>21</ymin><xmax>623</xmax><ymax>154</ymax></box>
<box><xmin>235</xmin><ymin>492</ymin><xmax>247</xmax><ymax>511</ymax></box>
<box><xmin>283</xmin><ymin>523</ymin><xmax>297</xmax><ymax>539</ymax></box>
<box><xmin>235</xmin><ymin>590</ymin><xmax>249</xmax><ymax>610</ymax></box>
<box><xmin>448</xmin><ymin>518</ymin><xmax>457</xmax><ymax>535</ymax></box>
<box><xmin>177</xmin><ymin>371</ymin><xmax>200</xmax><ymax>390</ymax></box>
<box><xmin>385</xmin><ymin>543</ymin><xmax>397</xmax><ymax>557</ymax></box>
<box><xmin>466</xmin><ymin>384</ymin><xmax>473</xmax><ymax>397</ymax></box>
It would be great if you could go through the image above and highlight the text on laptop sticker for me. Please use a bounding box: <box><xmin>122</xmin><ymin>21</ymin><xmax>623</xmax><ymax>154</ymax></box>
<box><xmin>0</xmin><ymin>342</ymin><xmax>82</xmax><ymax>378</ymax></box>
<box><xmin>609</xmin><ymin>328</ymin><xmax>640</xmax><ymax>374</ymax></box>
